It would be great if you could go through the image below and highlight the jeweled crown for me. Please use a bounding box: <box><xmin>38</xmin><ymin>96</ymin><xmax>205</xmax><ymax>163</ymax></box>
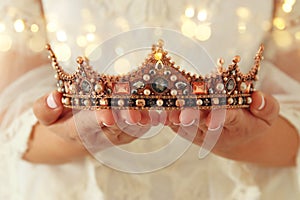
<box><xmin>46</xmin><ymin>40</ymin><xmax>264</xmax><ymax>110</ymax></box>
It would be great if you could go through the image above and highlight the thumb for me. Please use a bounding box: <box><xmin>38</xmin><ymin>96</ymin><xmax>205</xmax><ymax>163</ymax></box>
<box><xmin>250</xmin><ymin>91</ymin><xmax>280</xmax><ymax>126</ymax></box>
<box><xmin>33</xmin><ymin>91</ymin><xmax>64</xmax><ymax>125</ymax></box>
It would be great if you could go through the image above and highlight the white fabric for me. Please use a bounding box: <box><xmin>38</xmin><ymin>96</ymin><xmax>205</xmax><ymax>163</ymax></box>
<box><xmin>1</xmin><ymin>0</ymin><xmax>300</xmax><ymax>200</ymax></box>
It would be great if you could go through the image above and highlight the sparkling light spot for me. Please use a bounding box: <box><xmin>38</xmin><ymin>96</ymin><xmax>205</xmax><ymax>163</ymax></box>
<box><xmin>236</xmin><ymin>7</ymin><xmax>250</xmax><ymax>19</ymax></box>
<box><xmin>273</xmin><ymin>17</ymin><xmax>286</xmax><ymax>30</ymax></box>
<box><xmin>185</xmin><ymin>7</ymin><xmax>195</xmax><ymax>18</ymax></box>
<box><xmin>28</xmin><ymin>35</ymin><xmax>45</xmax><ymax>52</ymax></box>
<box><xmin>56</xmin><ymin>30</ymin><xmax>67</xmax><ymax>42</ymax></box>
<box><xmin>30</xmin><ymin>24</ymin><xmax>39</xmax><ymax>33</ymax></box>
<box><xmin>53</xmin><ymin>43</ymin><xmax>71</xmax><ymax>62</ymax></box>
<box><xmin>76</xmin><ymin>35</ymin><xmax>88</xmax><ymax>47</ymax></box>
<box><xmin>84</xmin><ymin>23</ymin><xmax>96</xmax><ymax>32</ymax></box>
<box><xmin>47</xmin><ymin>22</ymin><xmax>57</xmax><ymax>32</ymax></box>
<box><xmin>195</xmin><ymin>24</ymin><xmax>211</xmax><ymax>41</ymax></box>
<box><xmin>14</xmin><ymin>19</ymin><xmax>25</xmax><ymax>32</ymax></box>
<box><xmin>0</xmin><ymin>34</ymin><xmax>12</xmax><ymax>52</ymax></box>
<box><xmin>0</xmin><ymin>23</ymin><xmax>6</xmax><ymax>32</ymax></box>
<box><xmin>282</xmin><ymin>3</ymin><xmax>293</xmax><ymax>13</ymax></box>
<box><xmin>284</xmin><ymin>0</ymin><xmax>296</xmax><ymax>5</ymax></box>
<box><xmin>273</xmin><ymin>30</ymin><xmax>293</xmax><ymax>48</ymax></box>
<box><xmin>238</xmin><ymin>22</ymin><xmax>247</xmax><ymax>34</ymax></box>
<box><xmin>114</xmin><ymin>58</ymin><xmax>131</xmax><ymax>74</ymax></box>
<box><xmin>86</xmin><ymin>33</ymin><xmax>95</xmax><ymax>42</ymax></box>
<box><xmin>181</xmin><ymin>20</ymin><xmax>197</xmax><ymax>38</ymax></box>
<box><xmin>197</xmin><ymin>10</ymin><xmax>207</xmax><ymax>21</ymax></box>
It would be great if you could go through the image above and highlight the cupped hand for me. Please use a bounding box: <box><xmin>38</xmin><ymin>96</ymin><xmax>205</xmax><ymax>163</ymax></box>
<box><xmin>167</xmin><ymin>91</ymin><xmax>280</xmax><ymax>159</ymax></box>
<box><xmin>33</xmin><ymin>90</ymin><xmax>158</xmax><ymax>152</ymax></box>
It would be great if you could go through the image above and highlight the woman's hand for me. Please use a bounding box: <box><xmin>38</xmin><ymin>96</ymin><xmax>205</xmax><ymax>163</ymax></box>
<box><xmin>24</xmin><ymin>90</ymin><xmax>158</xmax><ymax>164</ymax></box>
<box><xmin>167</xmin><ymin>91</ymin><xmax>299</xmax><ymax>166</ymax></box>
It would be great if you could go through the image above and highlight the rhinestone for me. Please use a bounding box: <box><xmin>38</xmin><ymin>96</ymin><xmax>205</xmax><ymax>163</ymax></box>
<box><xmin>118</xmin><ymin>99</ymin><xmax>125</xmax><ymax>106</ymax></box>
<box><xmin>81</xmin><ymin>80</ymin><xmax>92</xmax><ymax>94</ymax></box>
<box><xmin>144</xmin><ymin>89</ymin><xmax>151</xmax><ymax>96</ymax></box>
<box><xmin>238</xmin><ymin>97</ymin><xmax>244</xmax><ymax>105</ymax></box>
<box><xmin>183</xmin><ymin>89</ymin><xmax>189</xmax><ymax>95</ymax></box>
<box><xmin>192</xmin><ymin>82</ymin><xmax>207</xmax><ymax>94</ymax></box>
<box><xmin>216</xmin><ymin>83</ymin><xmax>224</xmax><ymax>91</ymax></box>
<box><xmin>106</xmin><ymin>88</ymin><xmax>112</xmax><ymax>95</ymax></box>
<box><xmin>83</xmin><ymin>99</ymin><xmax>91</xmax><ymax>106</ymax></box>
<box><xmin>156</xmin><ymin>99</ymin><xmax>164</xmax><ymax>107</ymax></box>
<box><xmin>175</xmin><ymin>82</ymin><xmax>187</xmax><ymax>90</ymax></box>
<box><xmin>196</xmin><ymin>99</ymin><xmax>203</xmax><ymax>106</ymax></box>
<box><xmin>247</xmin><ymin>97</ymin><xmax>252</xmax><ymax>104</ymax></box>
<box><xmin>136</xmin><ymin>99</ymin><xmax>146</xmax><ymax>107</ymax></box>
<box><xmin>155</xmin><ymin>61</ymin><xmax>164</xmax><ymax>70</ymax></box>
<box><xmin>239</xmin><ymin>82</ymin><xmax>247</xmax><ymax>92</ymax></box>
<box><xmin>236</xmin><ymin>77</ymin><xmax>241</xmax><ymax>82</ymax></box>
<box><xmin>154</xmin><ymin>52</ymin><xmax>162</xmax><ymax>60</ymax></box>
<box><xmin>212</xmin><ymin>98</ymin><xmax>219</xmax><ymax>105</ymax></box>
<box><xmin>228</xmin><ymin>98</ymin><xmax>234</xmax><ymax>105</ymax></box>
<box><xmin>208</xmin><ymin>88</ymin><xmax>214</xmax><ymax>94</ymax></box>
<box><xmin>170</xmin><ymin>75</ymin><xmax>177</xmax><ymax>82</ymax></box>
<box><xmin>94</xmin><ymin>84</ymin><xmax>103</xmax><ymax>93</ymax></box>
<box><xmin>149</xmin><ymin>69</ymin><xmax>156</xmax><ymax>75</ymax></box>
<box><xmin>176</xmin><ymin>99</ymin><xmax>185</xmax><ymax>107</ymax></box>
<box><xmin>133</xmin><ymin>81</ymin><xmax>145</xmax><ymax>89</ymax></box>
<box><xmin>69</xmin><ymin>84</ymin><xmax>76</xmax><ymax>94</ymax></box>
<box><xmin>223</xmin><ymin>77</ymin><xmax>228</xmax><ymax>81</ymax></box>
<box><xmin>226</xmin><ymin>78</ymin><xmax>236</xmax><ymax>93</ymax></box>
<box><xmin>99</xmin><ymin>99</ymin><xmax>108</xmax><ymax>106</ymax></box>
<box><xmin>164</xmin><ymin>70</ymin><xmax>171</xmax><ymax>76</ymax></box>
<box><xmin>131</xmin><ymin>89</ymin><xmax>138</xmax><ymax>94</ymax></box>
<box><xmin>114</xmin><ymin>82</ymin><xmax>130</xmax><ymax>94</ymax></box>
<box><xmin>151</xmin><ymin>77</ymin><xmax>168</xmax><ymax>93</ymax></box>
<box><xmin>143</xmin><ymin>74</ymin><xmax>150</xmax><ymax>81</ymax></box>
<box><xmin>170</xmin><ymin>89</ymin><xmax>177</xmax><ymax>96</ymax></box>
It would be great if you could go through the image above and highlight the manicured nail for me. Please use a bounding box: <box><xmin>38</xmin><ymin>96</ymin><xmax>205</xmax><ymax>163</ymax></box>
<box><xmin>102</xmin><ymin>122</ymin><xmax>113</xmax><ymax>127</ymax></box>
<box><xmin>125</xmin><ymin>120</ymin><xmax>137</xmax><ymax>126</ymax></box>
<box><xmin>181</xmin><ymin>119</ymin><xmax>196</xmax><ymax>127</ymax></box>
<box><xmin>47</xmin><ymin>93</ymin><xmax>58</xmax><ymax>109</ymax></box>
<box><xmin>258</xmin><ymin>94</ymin><xmax>265</xmax><ymax>111</ymax></box>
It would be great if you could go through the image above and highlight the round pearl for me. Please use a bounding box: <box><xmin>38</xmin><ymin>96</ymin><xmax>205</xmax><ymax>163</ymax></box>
<box><xmin>228</xmin><ymin>98</ymin><xmax>234</xmax><ymax>105</ymax></box>
<box><xmin>156</xmin><ymin>99</ymin><xmax>164</xmax><ymax>107</ymax></box>
<box><xmin>143</xmin><ymin>74</ymin><xmax>150</xmax><ymax>81</ymax></box>
<box><xmin>170</xmin><ymin>89</ymin><xmax>177</xmax><ymax>96</ymax></box>
<box><xmin>170</xmin><ymin>75</ymin><xmax>177</xmax><ymax>82</ymax></box>
<box><xmin>144</xmin><ymin>89</ymin><xmax>151</xmax><ymax>96</ymax></box>
<box><xmin>196</xmin><ymin>99</ymin><xmax>203</xmax><ymax>106</ymax></box>
<box><xmin>240</xmin><ymin>82</ymin><xmax>247</xmax><ymax>92</ymax></box>
<box><xmin>247</xmin><ymin>97</ymin><xmax>252</xmax><ymax>104</ymax></box>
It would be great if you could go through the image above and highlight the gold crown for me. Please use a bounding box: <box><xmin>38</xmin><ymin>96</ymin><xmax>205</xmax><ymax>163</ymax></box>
<box><xmin>46</xmin><ymin>40</ymin><xmax>264</xmax><ymax>110</ymax></box>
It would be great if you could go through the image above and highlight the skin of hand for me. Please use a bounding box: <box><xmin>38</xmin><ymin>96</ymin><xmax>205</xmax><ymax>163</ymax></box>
<box><xmin>166</xmin><ymin>91</ymin><xmax>299</xmax><ymax>167</ymax></box>
<box><xmin>24</xmin><ymin>90</ymin><xmax>159</xmax><ymax>164</ymax></box>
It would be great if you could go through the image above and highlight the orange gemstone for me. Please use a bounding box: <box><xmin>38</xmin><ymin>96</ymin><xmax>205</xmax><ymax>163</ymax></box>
<box><xmin>192</xmin><ymin>82</ymin><xmax>207</xmax><ymax>94</ymax></box>
<box><xmin>113</xmin><ymin>82</ymin><xmax>130</xmax><ymax>94</ymax></box>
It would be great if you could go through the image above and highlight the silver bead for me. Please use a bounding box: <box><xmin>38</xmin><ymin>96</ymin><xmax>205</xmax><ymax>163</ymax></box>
<box><xmin>143</xmin><ymin>74</ymin><xmax>150</xmax><ymax>81</ymax></box>
<box><xmin>196</xmin><ymin>99</ymin><xmax>203</xmax><ymax>106</ymax></box>
<box><xmin>144</xmin><ymin>89</ymin><xmax>151</xmax><ymax>96</ymax></box>
<box><xmin>170</xmin><ymin>75</ymin><xmax>177</xmax><ymax>82</ymax></box>
<box><xmin>170</xmin><ymin>89</ymin><xmax>177</xmax><ymax>96</ymax></box>
<box><xmin>156</xmin><ymin>99</ymin><xmax>164</xmax><ymax>107</ymax></box>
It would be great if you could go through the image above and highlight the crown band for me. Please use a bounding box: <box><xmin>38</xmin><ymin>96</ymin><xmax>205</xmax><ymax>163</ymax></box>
<box><xmin>46</xmin><ymin>40</ymin><xmax>263</xmax><ymax>110</ymax></box>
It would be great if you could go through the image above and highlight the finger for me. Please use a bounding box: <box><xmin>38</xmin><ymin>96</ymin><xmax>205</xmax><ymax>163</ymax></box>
<box><xmin>168</xmin><ymin>110</ymin><xmax>181</xmax><ymax>125</ymax></box>
<box><xmin>119</xmin><ymin>110</ymin><xmax>142</xmax><ymax>125</ymax></box>
<box><xmin>95</xmin><ymin>109</ymin><xmax>116</xmax><ymax>127</ymax></box>
<box><xmin>205</xmin><ymin>109</ymin><xmax>227</xmax><ymax>130</ymax></box>
<box><xmin>250</xmin><ymin>91</ymin><xmax>280</xmax><ymax>126</ymax></box>
<box><xmin>180</xmin><ymin>108</ymin><xmax>200</xmax><ymax>126</ymax></box>
<box><xmin>33</xmin><ymin>91</ymin><xmax>64</xmax><ymax>126</ymax></box>
<box><xmin>139</xmin><ymin>110</ymin><xmax>151</xmax><ymax>126</ymax></box>
<box><xmin>149</xmin><ymin>110</ymin><xmax>160</xmax><ymax>126</ymax></box>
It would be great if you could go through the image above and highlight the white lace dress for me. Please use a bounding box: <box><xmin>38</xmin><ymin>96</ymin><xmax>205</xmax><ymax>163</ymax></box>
<box><xmin>1</xmin><ymin>0</ymin><xmax>300</xmax><ymax>199</ymax></box>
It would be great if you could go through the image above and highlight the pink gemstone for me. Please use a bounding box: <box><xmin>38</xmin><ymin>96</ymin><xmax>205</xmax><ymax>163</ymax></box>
<box><xmin>113</xmin><ymin>82</ymin><xmax>130</xmax><ymax>94</ymax></box>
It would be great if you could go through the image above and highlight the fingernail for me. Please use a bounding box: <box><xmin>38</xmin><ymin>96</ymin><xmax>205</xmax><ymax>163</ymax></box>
<box><xmin>47</xmin><ymin>93</ymin><xmax>58</xmax><ymax>109</ymax></box>
<box><xmin>173</xmin><ymin>122</ymin><xmax>181</xmax><ymax>126</ymax></box>
<box><xmin>181</xmin><ymin>119</ymin><xmax>196</xmax><ymax>127</ymax></box>
<box><xmin>258</xmin><ymin>94</ymin><xmax>265</xmax><ymax>111</ymax></box>
<box><xmin>102</xmin><ymin>122</ymin><xmax>114</xmax><ymax>127</ymax></box>
<box><xmin>208</xmin><ymin>124</ymin><xmax>222</xmax><ymax>132</ymax></box>
<box><xmin>125</xmin><ymin>120</ymin><xmax>137</xmax><ymax>126</ymax></box>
